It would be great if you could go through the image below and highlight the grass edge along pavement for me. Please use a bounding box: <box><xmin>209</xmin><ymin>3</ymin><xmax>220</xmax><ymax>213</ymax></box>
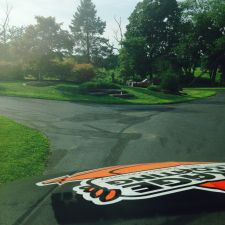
<box><xmin>0</xmin><ymin>116</ymin><xmax>49</xmax><ymax>184</ymax></box>
<box><xmin>0</xmin><ymin>82</ymin><xmax>224</xmax><ymax>105</ymax></box>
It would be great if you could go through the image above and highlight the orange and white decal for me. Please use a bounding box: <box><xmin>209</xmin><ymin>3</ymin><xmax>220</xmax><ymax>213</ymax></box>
<box><xmin>37</xmin><ymin>162</ymin><xmax>225</xmax><ymax>205</ymax></box>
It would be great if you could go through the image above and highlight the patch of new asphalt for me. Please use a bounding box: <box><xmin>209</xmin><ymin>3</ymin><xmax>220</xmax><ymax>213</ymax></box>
<box><xmin>1</xmin><ymin>93</ymin><xmax>225</xmax><ymax>225</ymax></box>
<box><xmin>0</xmin><ymin>93</ymin><xmax>225</xmax><ymax>175</ymax></box>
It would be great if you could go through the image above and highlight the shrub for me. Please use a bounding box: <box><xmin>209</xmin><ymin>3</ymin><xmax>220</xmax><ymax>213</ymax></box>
<box><xmin>0</xmin><ymin>61</ymin><xmax>24</xmax><ymax>81</ymax></box>
<box><xmin>70</xmin><ymin>64</ymin><xmax>96</xmax><ymax>83</ymax></box>
<box><xmin>51</xmin><ymin>58</ymin><xmax>76</xmax><ymax>81</ymax></box>
<box><xmin>23</xmin><ymin>57</ymin><xmax>77</xmax><ymax>81</ymax></box>
<box><xmin>95</xmin><ymin>68</ymin><xmax>123</xmax><ymax>84</ymax></box>
<box><xmin>78</xmin><ymin>81</ymin><xmax>120</xmax><ymax>93</ymax></box>
<box><xmin>160</xmin><ymin>71</ymin><xmax>181</xmax><ymax>94</ymax></box>
<box><xmin>95</xmin><ymin>68</ymin><xmax>113</xmax><ymax>83</ymax></box>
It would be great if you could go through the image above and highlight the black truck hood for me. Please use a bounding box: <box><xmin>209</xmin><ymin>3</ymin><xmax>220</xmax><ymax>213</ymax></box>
<box><xmin>1</xmin><ymin>162</ymin><xmax>225</xmax><ymax>225</ymax></box>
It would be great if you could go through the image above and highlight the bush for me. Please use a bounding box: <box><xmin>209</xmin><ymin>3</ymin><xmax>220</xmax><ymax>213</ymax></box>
<box><xmin>95</xmin><ymin>68</ymin><xmax>114</xmax><ymax>83</ymax></box>
<box><xmin>50</xmin><ymin>60</ymin><xmax>96</xmax><ymax>83</ymax></box>
<box><xmin>0</xmin><ymin>61</ymin><xmax>24</xmax><ymax>81</ymax></box>
<box><xmin>51</xmin><ymin>58</ymin><xmax>76</xmax><ymax>81</ymax></box>
<box><xmin>160</xmin><ymin>72</ymin><xmax>181</xmax><ymax>94</ymax></box>
<box><xmin>23</xmin><ymin>59</ymin><xmax>95</xmax><ymax>83</ymax></box>
<box><xmin>78</xmin><ymin>81</ymin><xmax>120</xmax><ymax>93</ymax></box>
<box><xmin>95</xmin><ymin>68</ymin><xmax>123</xmax><ymax>84</ymax></box>
<box><xmin>23</xmin><ymin>57</ymin><xmax>77</xmax><ymax>81</ymax></box>
<box><xmin>70</xmin><ymin>64</ymin><xmax>96</xmax><ymax>83</ymax></box>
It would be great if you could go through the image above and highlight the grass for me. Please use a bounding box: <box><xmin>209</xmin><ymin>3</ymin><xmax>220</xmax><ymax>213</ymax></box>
<box><xmin>0</xmin><ymin>81</ymin><xmax>224</xmax><ymax>105</ymax></box>
<box><xmin>0</xmin><ymin>116</ymin><xmax>49</xmax><ymax>184</ymax></box>
<box><xmin>124</xmin><ymin>87</ymin><xmax>218</xmax><ymax>104</ymax></box>
<box><xmin>194</xmin><ymin>68</ymin><xmax>210</xmax><ymax>79</ymax></box>
<box><xmin>194</xmin><ymin>68</ymin><xmax>221</xmax><ymax>82</ymax></box>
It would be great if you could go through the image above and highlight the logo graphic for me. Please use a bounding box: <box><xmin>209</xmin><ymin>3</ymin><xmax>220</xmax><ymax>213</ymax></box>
<box><xmin>37</xmin><ymin>162</ymin><xmax>225</xmax><ymax>205</ymax></box>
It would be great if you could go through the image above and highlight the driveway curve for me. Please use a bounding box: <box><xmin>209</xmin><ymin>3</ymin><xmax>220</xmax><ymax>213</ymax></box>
<box><xmin>0</xmin><ymin>93</ymin><xmax>225</xmax><ymax>175</ymax></box>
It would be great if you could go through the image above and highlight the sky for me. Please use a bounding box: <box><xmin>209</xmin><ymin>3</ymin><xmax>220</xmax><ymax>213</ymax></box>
<box><xmin>0</xmin><ymin>0</ymin><xmax>140</xmax><ymax>44</ymax></box>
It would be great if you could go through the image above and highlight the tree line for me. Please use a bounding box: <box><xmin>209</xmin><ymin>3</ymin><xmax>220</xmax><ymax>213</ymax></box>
<box><xmin>0</xmin><ymin>0</ymin><xmax>225</xmax><ymax>89</ymax></box>
<box><xmin>0</xmin><ymin>0</ymin><xmax>114</xmax><ymax>82</ymax></box>
<box><xmin>120</xmin><ymin>0</ymin><xmax>225</xmax><ymax>90</ymax></box>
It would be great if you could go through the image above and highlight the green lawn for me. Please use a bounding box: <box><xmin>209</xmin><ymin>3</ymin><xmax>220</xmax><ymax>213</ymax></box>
<box><xmin>194</xmin><ymin>68</ymin><xmax>221</xmax><ymax>82</ymax></box>
<box><xmin>0</xmin><ymin>116</ymin><xmax>49</xmax><ymax>184</ymax></box>
<box><xmin>0</xmin><ymin>81</ymin><xmax>224</xmax><ymax>105</ymax></box>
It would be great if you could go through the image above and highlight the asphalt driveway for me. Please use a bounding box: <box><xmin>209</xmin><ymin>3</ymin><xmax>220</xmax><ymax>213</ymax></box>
<box><xmin>0</xmin><ymin>93</ymin><xmax>225</xmax><ymax>175</ymax></box>
<box><xmin>1</xmin><ymin>93</ymin><xmax>225</xmax><ymax>225</ymax></box>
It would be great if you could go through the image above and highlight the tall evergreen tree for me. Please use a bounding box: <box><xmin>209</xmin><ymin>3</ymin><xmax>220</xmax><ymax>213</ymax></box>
<box><xmin>70</xmin><ymin>0</ymin><xmax>109</xmax><ymax>63</ymax></box>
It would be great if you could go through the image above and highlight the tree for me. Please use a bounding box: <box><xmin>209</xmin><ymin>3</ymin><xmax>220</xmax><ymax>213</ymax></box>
<box><xmin>18</xmin><ymin>16</ymin><xmax>73</xmax><ymax>79</ymax></box>
<box><xmin>179</xmin><ymin>0</ymin><xmax>225</xmax><ymax>85</ymax></box>
<box><xmin>126</xmin><ymin>0</ymin><xmax>180</xmax><ymax>57</ymax></box>
<box><xmin>0</xmin><ymin>2</ymin><xmax>12</xmax><ymax>45</ymax></box>
<box><xmin>70</xmin><ymin>0</ymin><xmax>110</xmax><ymax>64</ymax></box>
<box><xmin>26</xmin><ymin>16</ymin><xmax>72</xmax><ymax>56</ymax></box>
<box><xmin>120</xmin><ymin>0</ymin><xmax>181</xmax><ymax>81</ymax></box>
<box><xmin>174</xmin><ymin>12</ymin><xmax>200</xmax><ymax>80</ymax></box>
<box><xmin>113</xmin><ymin>17</ymin><xmax>124</xmax><ymax>50</ymax></box>
<box><xmin>0</xmin><ymin>2</ymin><xmax>13</xmax><ymax>60</ymax></box>
<box><xmin>208</xmin><ymin>1</ymin><xmax>225</xmax><ymax>84</ymax></box>
<box><xmin>120</xmin><ymin>37</ymin><xmax>151</xmax><ymax>81</ymax></box>
<box><xmin>190</xmin><ymin>0</ymin><xmax>225</xmax><ymax>84</ymax></box>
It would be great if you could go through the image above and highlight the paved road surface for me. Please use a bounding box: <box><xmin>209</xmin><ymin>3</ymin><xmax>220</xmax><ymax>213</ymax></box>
<box><xmin>1</xmin><ymin>93</ymin><xmax>225</xmax><ymax>225</ymax></box>
<box><xmin>0</xmin><ymin>93</ymin><xmax>224</xmax><ymax>174</ymax></box>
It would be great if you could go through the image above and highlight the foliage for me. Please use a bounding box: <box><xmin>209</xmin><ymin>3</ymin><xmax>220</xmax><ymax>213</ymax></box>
<box><xmin>174</xmin><ymin>24</ymin><xmax>199</xmax><ymax>78</ymax></box>
<box><xmin>41</xmin><ymin>59</ymin><xmax>96</xmax><ymax>83</ymax></box>
<box><xmin>23</xmin><ymin>56</ymin><xmax>95</xmax><ymax>83</ymax></box>
<box><xmin>127</xmin><ymin>0</ymin><xmax>181</xmax><ymax>56</ymax></box>
<box><xmin>120</xmin><ymin>0</ymin><xmax>181</xmax><ymax>81</ymax></box>
<box><xmin>93</xmin><ymin>52</ymin><xmax>119</xmax><ymax>69</ymax></box>
<box><xmin>95</xmin><ymin>68</ymin><xmax>113</xmax><ymax>83</ymax></box>
<box><xmin>120</xmin><ymin>37</ymin><xmax>150</xmax><ymax>81</ymax></box>
<box><xmin>0</xmin><ymin>61</ymin><xmax>24</xmax><ymax>80</ymax></box>
<box><xmin>0</xmin><ymin>0</ymin><xmax>224</xmax><ymax>89</ymax></box>
<box><xmin>17</xmin><ymin>16</ymin><xmax>73</xmax><ymax>80</ymax></box>
<box><xmin>160</xmin><ymin>71</ymin><xmax>181</xmax><ymax>94</ymax></box>
<box><xmin>180</xmin><ymin>0</ymin><xmax>225</xmax><ymax>85</ymax></box>
<box><xmin>47</xmin><ymin>57</ymin><xmax>76</xmax><ymax>81</ymax></box>
<box><xmin>0</xmin><ymin>26</ymin><xmax>25</xmax><ymax>62</ymax></box>
<box><xmin>70</xmin><ymin>64</ymin><xmax>96</xmax><ymax>83</ymax></box>
<box><xmin>28</xmin><ymin>16</ymin><xmax>73</xmax><ymax>56</ymax></box>
<box><xmin>70</xmin><ymin>0</ymin><xmax>112</xmax><ymax>64</ymax></box>
<box><xmin>119</xmin><ymin>0</ymin><xmax>225</xmax><ymax>87</ymax></box>
<box><xmin>95</xmin><ymin>68</ymin><xmax>122</xmax><ymax>84</ymax></box>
